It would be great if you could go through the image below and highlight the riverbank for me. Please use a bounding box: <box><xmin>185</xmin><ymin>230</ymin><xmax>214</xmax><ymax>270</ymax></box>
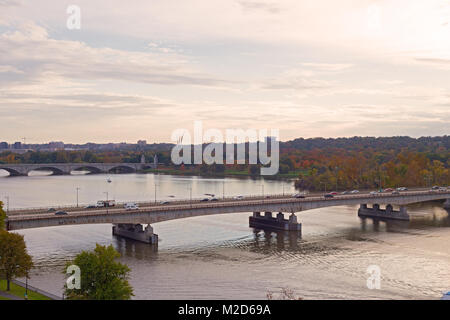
<box><xmin>0</xmin><ymin>279</ymin><xmax>54</xmax><ymax>300</ymax></box>
<box><xmin>142</xmin><ymin>168</ymin><xmax>302</xmax><ymax>179</ymax></box>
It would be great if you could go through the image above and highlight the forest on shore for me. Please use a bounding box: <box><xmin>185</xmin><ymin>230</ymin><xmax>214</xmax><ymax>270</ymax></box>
<box><xmin>1</xmin><ymin>136</ymin><xmax>448</xmax><ymax>191</ymax></box>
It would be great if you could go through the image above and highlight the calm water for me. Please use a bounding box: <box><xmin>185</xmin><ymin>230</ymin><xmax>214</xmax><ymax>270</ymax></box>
<box><xmin>1</xmin><ymin>171</ymin><xmax>449</xmax><ymax>300</ymax></box>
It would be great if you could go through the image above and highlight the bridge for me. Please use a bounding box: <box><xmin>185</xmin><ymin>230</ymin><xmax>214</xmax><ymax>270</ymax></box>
<box><xmin>0</xmin><ymin>155</ymin><xmax>157</xmax><ymax>176</ymax></box>
<box><xmin>6</xmin><ymin>189</ymin><xmax>450</xmax><ymax>243</ymax></box>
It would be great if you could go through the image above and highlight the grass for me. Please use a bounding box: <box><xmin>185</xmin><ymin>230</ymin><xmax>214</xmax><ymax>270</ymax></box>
<box><xmin>0</xmin><ymin>295</ymin><xmax>10</xmax><ymax>300</ymax></box>
<box><xmin>0</xmin><ymin>279</ymin><xmax>51</xmax><ymax>300</ymax></box>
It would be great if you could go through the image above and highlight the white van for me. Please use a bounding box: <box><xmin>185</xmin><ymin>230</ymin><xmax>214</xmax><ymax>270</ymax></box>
<box><xmin>124</xmin><ymin>202</ymin><xmax>139</xmax><ymax>210</ymax></box>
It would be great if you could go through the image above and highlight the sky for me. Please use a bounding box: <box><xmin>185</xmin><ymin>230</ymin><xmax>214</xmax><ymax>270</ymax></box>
<box><xmin>0</xmin><ymin>0</ymin><xmax>449</xmax><ymax>144</ymax></box>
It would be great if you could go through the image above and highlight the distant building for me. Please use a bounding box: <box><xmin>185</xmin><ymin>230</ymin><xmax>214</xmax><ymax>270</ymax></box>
<box><xmin>48</xmin><ymin>141</ymin><xmax>65</xmax><ymax>150</ymax></box>
<box><xmin>13</xmin><ymin>142</ymin><xmax>22</xmax><ymax>149</ymax></box>
<box><xmin>0</xmin><ymin>142</ymin><xmax>8</xmax><ymax>150</ymax></box>
<box><xmin>137</xmin><ymin>140</ymin><xmax>147</xmax><ymax>147</ymax></box>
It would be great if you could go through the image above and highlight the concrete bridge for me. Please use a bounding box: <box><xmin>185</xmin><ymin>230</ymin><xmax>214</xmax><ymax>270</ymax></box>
<box><xmin>0</xmin><ymin>155</ymin><xmax>157</xmax><ymax>176</ymax></box>
<box><xmin>6</xmin><ymin>190</ymin><xmax>450</xmax><ymax>243</ymax></box>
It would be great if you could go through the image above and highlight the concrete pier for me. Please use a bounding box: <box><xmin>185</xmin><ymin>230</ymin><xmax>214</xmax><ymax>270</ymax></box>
<box><xmin>249</xmin><ymin>212</ymin><xmax>302</xmax><ymax>232</ymax></box>
<box><xmin>112</xmin><ymin>223</ymin><xmax>158</xmax><ymax>244</ymax></box>
<box><xmin>444</xmin><ymin>199</ymin><xmax>450</xmax><ymax>209</ymax></box>
<box><xmin>358</xmin><ymin>204</ymin><xmax>410</xmax><ymax>221</ymax></box>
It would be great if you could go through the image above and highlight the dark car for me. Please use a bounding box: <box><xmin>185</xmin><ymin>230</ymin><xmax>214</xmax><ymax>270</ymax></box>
<box><xmin>324</xmin><ymin>194</ymin><xmax>334</xmax><ymax>198</ymax></box>
<box><xmin>55</xmin><ymin>211</ymin><xmax>68</xmax><ymax>216</ymax></box>
<box><xmin>210</xmin><ymin>198</ymin><xmax>219</xmax><ymax>201</ymax></box>
<box><xmin>84</xmin><ymin>205</ymin><xmax>96</xmax><ymax>209</ymax></box>
<box><xmin>200</xmin><ymin>198</ymin><xmax>210</xmax><ymax>202</ymax></box>
<box><xmin>47</xmin><ymin>208</ymin><xmax>56</xmax><ymax>212</ymax></box>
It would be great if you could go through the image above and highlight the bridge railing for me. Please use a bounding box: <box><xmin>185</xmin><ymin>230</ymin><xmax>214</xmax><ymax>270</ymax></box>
<box><xmin>8</xmin><ymin>189</ymin><xmax>450</xmax><ymax>215</ymax></box>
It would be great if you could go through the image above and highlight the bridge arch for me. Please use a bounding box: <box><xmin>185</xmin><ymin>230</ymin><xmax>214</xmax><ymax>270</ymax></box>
<box><xmin>30</xmin><ymin>166</ymin><xmax>66</xmax><ymax>175</ymax></box>
<box><xmin>0</xmin><ymin>167</ymin><xmax>24</xmax><ymax>176</ymax></box>
<box><xmin>72</xmin><ymin>166</ymin><xmax>103</xmax><ymax>174</ymax></box>
<box><xmin>108</xmin><ymin>165</ymin><xmax>136</xmax><ymax>174</ymax></box>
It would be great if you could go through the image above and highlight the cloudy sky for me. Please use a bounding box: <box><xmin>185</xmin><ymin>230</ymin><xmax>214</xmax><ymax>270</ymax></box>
<box><xmin>0</xmin><ymin>0</ymin><xmax>449</xmax><ymax>143</ymax></box>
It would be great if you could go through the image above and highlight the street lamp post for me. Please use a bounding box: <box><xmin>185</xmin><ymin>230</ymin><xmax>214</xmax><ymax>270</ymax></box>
<box><xmin>222</xmin><ymin>180</ymin><xmax>225</xmax><ymax>200</ymax></box>
<box><xmin>5</xmin><ymin>196</ymin><xmax>9</xmax><ymax>213</ymax></box>
<box><xmin>25</xmin><ymin>274</ymin><xmax>28</xmax><ymax>300</ymax></box>
<box><xmin>154</xmin><ymin>182</ymin><xmax>157</xmax><ymax>204</ymax></box>
<box><xmin>76</xmin><ymin>187</ymin><xmax>80</xmax><ymax>207</ymax></box>
<box><xmin>103</xmin><ymin>192</ymin><xmax>109</xmax><ymax>213</ymax></box>
<box><xmin>335</xmin><ymin>166</ymin><xmax>339</xmax><ymax>191</ymax></box>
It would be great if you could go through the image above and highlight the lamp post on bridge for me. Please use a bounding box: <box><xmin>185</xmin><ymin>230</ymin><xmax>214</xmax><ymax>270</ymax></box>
<box><xmin>76</xmin><ymin>187</ymin><xmax>80</xmax><ymax>207</ymax></box>
<box><xmin>335</xmin><ymin>166</ymin><xmax>339</xmax><ymax>192</ymax></box>
<box><xmin>4</xmin><ymin>196</ymin><xmax>9</xmax><ymax>213</ymax></box>
<box><xmin>103</xmin><ymin>192</ymin><xmax>109</xmax><ymax>214</ymax></box>
<box><xmin>320</xmin><ymin>182</ymin><xmax>327</xmax><ymax>193</ymax></box>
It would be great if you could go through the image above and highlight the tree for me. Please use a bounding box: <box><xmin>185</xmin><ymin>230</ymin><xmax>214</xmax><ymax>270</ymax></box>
<box><xmin>0</xmin><ymin>201</ymin><xmax>6</xmax><ymax>231</ymax></box>
<box><xmin>0</xmin><ymin>231</ymin><xmax>33</xmax><ymax>291</ymax></box>
<box><xmin>64</xmin><ymin>244</ymin><xmax>133</xmax><ymax>300</ymax></box>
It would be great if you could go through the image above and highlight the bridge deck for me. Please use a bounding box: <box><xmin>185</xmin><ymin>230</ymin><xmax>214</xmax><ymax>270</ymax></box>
<box><xmin>6</xmin><ymin>190</ymin><xmax>450</xmax><ymax>230</ymax></box>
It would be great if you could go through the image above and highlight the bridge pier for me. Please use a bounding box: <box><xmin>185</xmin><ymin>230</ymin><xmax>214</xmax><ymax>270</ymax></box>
<box><xmin>249</xmin><ymin>212</ymin><xmax>302</xmax><ymax>232</ymax></box>
<box><xmin>112</xmin><ymin>224</ymin><xmax>158</xmax><ymax>244</ymax></box>
<box><xmin>444</xmin><ymin>199</ymin><xmax>450</xmax><ymax>209</ymax></box>
<box><xmin>358</xmin><ymin>204</ymin><xmax>410</xmax><ymax>221</ymax></box>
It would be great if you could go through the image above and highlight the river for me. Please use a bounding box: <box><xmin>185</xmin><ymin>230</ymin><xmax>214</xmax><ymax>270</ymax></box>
<box><xmin>0</xmin><ymin>171</ymin><xmax>449</xmax><ymax>299</ymax></box>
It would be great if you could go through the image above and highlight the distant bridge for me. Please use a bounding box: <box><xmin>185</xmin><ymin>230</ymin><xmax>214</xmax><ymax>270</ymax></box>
<box><xmin>0</xmin><ymin>156</ymin><xmax>157</xmax><ymax>176</ymax></box>
<box><xmin>6</xmin><ymin>190</ymin><xmax>450</xmax><ymax>235</ymax></box>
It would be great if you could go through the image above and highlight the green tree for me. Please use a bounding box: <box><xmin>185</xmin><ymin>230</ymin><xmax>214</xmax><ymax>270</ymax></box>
<box><xmin>0</xmin><ymin>201</ymin><xmax>6</xmax><ymax>231</ymax></box>
<box><xmin>64</xmin><ymin>244</ymin><xmax>133</xmax><ymax>300</ymax></box>
<box><xmin>0</xmin><ymin>231</ymin><xmax>33</xmax><ymax>291</ymax></box>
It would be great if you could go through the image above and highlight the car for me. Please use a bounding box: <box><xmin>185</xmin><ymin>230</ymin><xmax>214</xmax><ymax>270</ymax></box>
<box><xmin>210</xmin><ymin>197</ymin><xmax>219</xmax><ymax>201</ymax></box>
<box><xmin>438</xmin><ymin>187</ymin><xmax>447</xmax><ymax>192</ymax></box>
<box><xmin>431</xmin><ymin>186</ymin><xmax>440</xmax><ymax>190</ymax></box>
<box><xmin>392</xmin><ymin>191</ymin><xmax>400</xmax><ymax>195</ymax></box>
<box><xmin>233</xmin><ymin>196</ymin><xmax>244</xmax><ymax>200</ymax></box>
<box><xmin>384</xmin><ymin>188</ymin><xmax>394</xmax><ymax>192</ymax></box>
<box><xmin>350</xmin><ymin>190</ymin><xmax>359</xmax><ymax>194</ymax></box>
<box><xmin>292</xmin><ymin>193</ymin><xmax>306</xmax><ymax>198</ymax></box>
<box><xmin>124</xmin><ymin>202</ymin><xmax>139</xmax><ymax>210</ymax></box>
<box><xmin>341</xmin><ymin>191</ymin><xmax>349</xmax><ymax>195</ymax></box>
<box><xmin>370</xmin><ymin>191</ymin><xmax>378</xmax><ymax>195</ymax></box>
<box><xmin>324</xmin><ymin>194</ymin><xmax>334</xmax><ymax>198</ymax></box>
<box><xmin>330</xmin><ymin>192</ymin><xmax>338</xmax><ymax>195</ymax></box>
<box><xmin>200</xmin><ymin>198</ymin><xmax>210</xmax><ymax>202</ymax></box>
<box><xmin>54</xmin><ymin>211</ymin><xmax>68</xmax><ymax>216</ymax></box>
<box><xmin>396</xmin><ymin>187</ymin><xmax>408</xmax><ymax>191</ymax></box>
<box><xmin>159</xmin><ymin>201</ymin><xmax>170</xmax><ymax>205</ymax></box>
<box><xmin>47</xmin><ymin>208</ymin><xmax>56</xmax><ymax>212</ymax></box>
<box><xmin>84</xmin><ymin>205</ymin><xmax>96</xmax><ymax>209</ymax></box>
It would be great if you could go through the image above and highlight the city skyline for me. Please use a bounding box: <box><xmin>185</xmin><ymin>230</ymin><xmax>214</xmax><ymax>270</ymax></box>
<box><xmin>1</xmin><ymin>1</ymin><xmax>450</xmax><ymax>143</ymax></box>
